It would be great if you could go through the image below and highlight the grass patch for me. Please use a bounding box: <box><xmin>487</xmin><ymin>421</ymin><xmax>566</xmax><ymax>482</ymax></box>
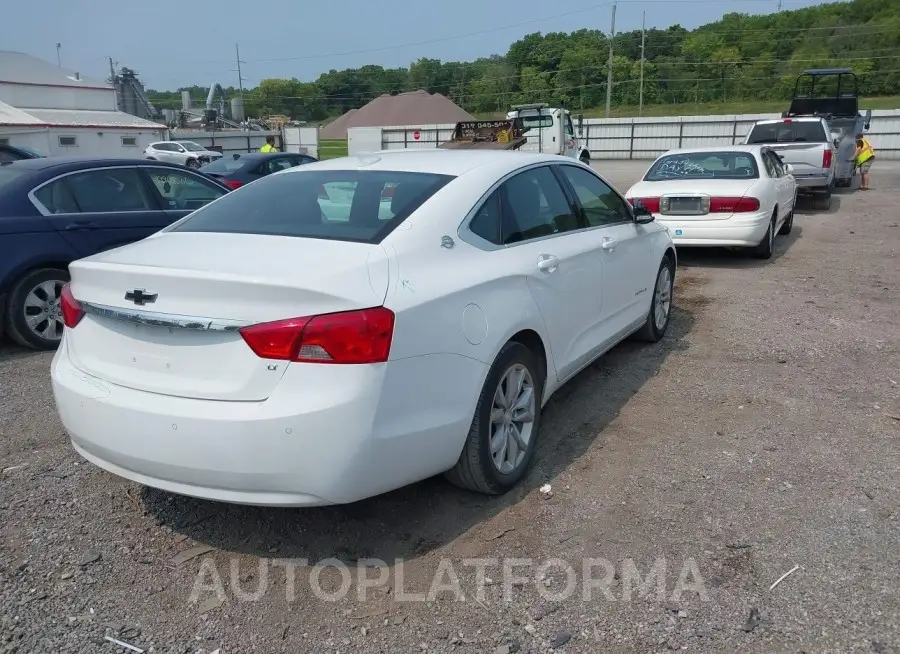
<box><xmin>318</xmin><ymin>139</ymin><xmax>348</xmax><ymax>159</ymax></box>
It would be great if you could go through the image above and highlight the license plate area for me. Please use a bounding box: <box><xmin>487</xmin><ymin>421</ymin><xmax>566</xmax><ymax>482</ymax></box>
<box><xmin>662</xmin><ymin>195</ymin><xmax>708</xmax><ymax>216</ymax></box>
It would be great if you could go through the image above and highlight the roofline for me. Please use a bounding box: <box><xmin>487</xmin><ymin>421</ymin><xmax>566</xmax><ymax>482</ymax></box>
<box><xmin>0</xmin><ymin>79</ymin><xmax>112</xmax><ymax>91</ymax></box>
<box><xmin>0</xmin><ymin>122</ymin><xmax>166</xmax><ymax>130</ymax></box>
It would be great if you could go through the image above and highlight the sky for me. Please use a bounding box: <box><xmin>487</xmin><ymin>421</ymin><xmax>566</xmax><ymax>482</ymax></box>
<box><xmin>1</xmin><ymin>0</ymin><xmax>833</xmax><ymax>91</ymax></box>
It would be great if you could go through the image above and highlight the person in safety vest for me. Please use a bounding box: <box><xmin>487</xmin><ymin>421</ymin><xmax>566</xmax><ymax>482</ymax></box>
<box><xmin>260</xmin><ymin>135</ymin><xmax>278</xmax><ymax>153</ymax></box>
<box><xmin>853</xmin><ymin>132</ymin><xmax>875</xmax><ymax>191</ymax></box>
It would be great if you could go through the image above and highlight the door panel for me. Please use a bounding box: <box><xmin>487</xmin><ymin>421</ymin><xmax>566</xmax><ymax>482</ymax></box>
<box><xmin>33</xmin><ymin>167</ymin><xmax>172</xmax><ymax>257</ymax></box>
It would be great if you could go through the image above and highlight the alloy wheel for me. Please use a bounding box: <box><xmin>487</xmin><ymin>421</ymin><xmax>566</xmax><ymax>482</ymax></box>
<box><xmin>23</xmin><ymin>279</ymin><xmax>65</xmax><ymax>342</ymax></box>
<box><xmin>489</xmin><ymin>364</ymin><xmax>536</xmax><ymax>474</ymax></box>
<box><xmin>654</xmin><ymin>266</ymin><xmax>672</xmax><ymax>331</ymax></box>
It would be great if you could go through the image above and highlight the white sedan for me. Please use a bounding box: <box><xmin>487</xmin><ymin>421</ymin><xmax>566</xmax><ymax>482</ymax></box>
<box><xmin>624</xmin><ymin>145</ymin><xmax>798</xmax><ymax>259</ymax></box>
<box><xmin>51</xmin><ymin>150</ymin><xmax>676</xmax><ymax>507</ymax></box>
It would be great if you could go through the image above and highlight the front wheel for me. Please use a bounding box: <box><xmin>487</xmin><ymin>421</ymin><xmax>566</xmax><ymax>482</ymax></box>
<box><xmin>634</xmin><ymin>255</ymin><xmax>675</xmax><ymax>342</ymax></box>
<box><xmin>4</xmin><ymin>267</ymin><xmax>70</xmax><ymax>350</ymax></box>
<box><xmin>185</xmin><ymin>158</ymin><xmax>201</xmax><ymax>169</ymax></box>
<box><xmin>579</xmin><ymin>152</ymin><xmax>591</xmax><ymax>165</ymax></box>
<box><xmin>444</xmin><ymin>342</ymin><xmax>544</xmax><ymax>495</ymax></box>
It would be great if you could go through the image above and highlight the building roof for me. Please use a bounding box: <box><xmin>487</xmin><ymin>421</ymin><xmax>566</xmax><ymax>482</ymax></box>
<box><xmin>0</xmin><ymin>51</ymin><xmax>110</xmax><ymax>89</ymax></box>
<box><xmin>0</xmin><ymin>100</ymin><xmax>166</xmax><ymax>130</ymax></box>
<box><xmin>319</xmin><ymin>91</ymin><xmax>473</xmax><ymax>139</ymax></box>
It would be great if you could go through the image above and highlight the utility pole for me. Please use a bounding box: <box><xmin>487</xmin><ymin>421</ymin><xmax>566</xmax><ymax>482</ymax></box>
<box><xmin>605</xmin><ymin>0</ymin><xmax>617</xmax><ymax>118</ymax></box>
<box><xmin>235</xmin><ymin>43</ymin><xmax>246</xmax><ymax>104</ymax></box>
<box><xmin>639</xmin><ymin>11</ymin><xmax>646</xmax><ymax>117</ymax></box>
<box><xmin>108</xmin><ymin>56</ymin><xmax>116</xmax><ymax>83</ymax></box>
<box><xmin>776</xmin><ymin>0</ymin><xmax>783</xmax><ymax>10</ymax></box>
<box><xmin>56</xmin><ymin>43</ymin><xmax>61</xmax><ymax>67</ymax></box>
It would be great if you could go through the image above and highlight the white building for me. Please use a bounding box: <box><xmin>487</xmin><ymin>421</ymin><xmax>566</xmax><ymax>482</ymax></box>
<box><xmin>0</xmin><ymin>51</ymin><xmax>167</xmax><ymax>157</ymax></box>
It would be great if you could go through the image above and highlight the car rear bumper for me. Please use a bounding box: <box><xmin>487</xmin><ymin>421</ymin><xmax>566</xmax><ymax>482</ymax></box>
<box><xmin>52</xmin><ymin>336</ymin><xmax>486</xmax><ymax>507</ymax></box>
<box><xmin>793</xmin><ymin>173</ymin><xmax>832</xmax><ymax>191</ymax></box>
<box><xmin>659</xmin><ymin>211</ymin><xmax>771</xmax><ymax>247</ymax></box>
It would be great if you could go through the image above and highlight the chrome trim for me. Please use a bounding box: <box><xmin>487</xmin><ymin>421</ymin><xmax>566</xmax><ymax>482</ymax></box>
<box><xmin>81</xmin><ymin>301</ymin><xmax>248</xmax><ymax>332</ymax></box>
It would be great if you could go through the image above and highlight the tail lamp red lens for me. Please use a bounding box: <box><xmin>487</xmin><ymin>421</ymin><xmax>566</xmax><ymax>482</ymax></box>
<box><xmin>709</xmin><ymin>197</ymin><xmax>761</xmax><ymax>213</ymax></box>
<box><xmin>223</xmin><ymin>179</ymin><xmax>244</xmax><ymax>190</ymax></box>
<box><xmin>628</xmin><ymin>197</ymin><xmax>660</xmax><ymax>213</ymax></box>
<box><xmin>60</xmin><ymin>283</ymin><xmax>84</xmax><ymax>328</ymax></box>
<box><xmin>239</xmin><ymin>307</ymin><xmax>395</xmax><ymax>364</ymax></box>
<box><xmin>822</xmin><ymin>149</ymin><xmax>833</xmax><ymax>168</ymax></box>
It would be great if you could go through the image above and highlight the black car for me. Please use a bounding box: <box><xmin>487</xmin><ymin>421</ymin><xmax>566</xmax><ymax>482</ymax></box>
<box><xmin>0</xmin><ymin>157</ymin><xmax>230</xmax><ymax>350</ymax></box>
<box><xmin>198</xmin><ymin>151</ymin><xmax>317</xmax><ymax>189</ymax></box>
<box><xmin>0</xmin><ymin>144</ymin><xmax>47</xmax><ymax>162</ymax></box>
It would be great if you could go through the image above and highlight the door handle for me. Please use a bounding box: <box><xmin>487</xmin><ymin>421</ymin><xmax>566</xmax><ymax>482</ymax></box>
<box><xmin>600</xmin><ymin>237</ymin><xmax>618</xmax><ymax>251</ymax></box>
<box><xmin>64</xmin><ymin>221</ymin><xmax>99</xmax><ymax>231</ymax></box>
<box><xmin>537</xmin><ymin>254</ymin><xmax>559</xmax><ymax>272</ymax></box>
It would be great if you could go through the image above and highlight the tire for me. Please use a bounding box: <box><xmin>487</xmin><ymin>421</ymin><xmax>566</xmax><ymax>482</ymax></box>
<box><xmin>5</xmin><ymin>267</ymin><xmax>70</xmax><ymax>350</ymax></box>
<box><xmin>444</xmin><ymin>341</ymin><xmax>544</xmax><ymax>495</ymax></box>
<box><xmin>579</xmin><ymin>152</ymin><xmax>591</xmax><ymax>165</ymax></box>
<box><xmin>634</xmin><ymin>254</ymin><xmax>675</xmax><ymax>342</ymax></box>
<box><xmin>778</xmin><ymin>200</ymin><xmax>794</xmax><ymax>235</ymax></box>
<box><xmin>186</xmin><ymin>158</ymin><xmax>200</xmax><ymax>169</ymax></box>
<box><xmin>752</xmin><ymin>214</ymin><xmax>776</xmax><ymax>260</ymax></box>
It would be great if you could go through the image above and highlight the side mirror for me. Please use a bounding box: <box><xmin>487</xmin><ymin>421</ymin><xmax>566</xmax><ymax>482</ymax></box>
<box><xmin>632</xmin><ymin>200</ymin><xmax>655</xmax><ymax>224</ymax></box>
<box><xmin>784</xmin><ymin>163</ymin><xmax>794</xmax><ymax>175</ymax></box>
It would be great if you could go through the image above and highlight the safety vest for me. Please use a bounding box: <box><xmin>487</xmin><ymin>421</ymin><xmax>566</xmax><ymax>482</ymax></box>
<box><xmin>856</xmin><ymin>137</ymin><xmax>875</xmax><ymax>165</ymax></box>
<box><xmin>260</xmin><ymin>143</ymin><xmax>277</xmax><ymax>153</ymax></box>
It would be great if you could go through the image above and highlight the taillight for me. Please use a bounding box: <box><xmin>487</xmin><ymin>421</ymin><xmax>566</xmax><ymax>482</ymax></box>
<box><xmin>239</xmin><ymin>307</ymin><xmax>395</xmax><ymax>364</ymax></box>
<box><xmin>629</xmin><ymin>197</ymin><xmax>660</xmax><ymax>213</ymax></box>
<box><xmin>223</xmin><ymin>179</ymin><xmax>243</xmax><ymax>190</ymax></box>
<box><xmin>709</xmin><ymin>197</ymin><xmax>761</xmax><ymax>213</ymax></box>
<box><xmin>822</xmin><ymin>150</ymin><xmax>833</xmax><ymax>168</ymax></box>
<box><xmin>60</xmin><ymin>283</ymin><xmax>84</xmax><ymax>328</ymax></box>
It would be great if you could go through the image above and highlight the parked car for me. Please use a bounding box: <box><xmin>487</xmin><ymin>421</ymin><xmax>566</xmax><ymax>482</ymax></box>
<box><xmin>51</xmin><ymin>150</ymin><xmax>676</xmax><ymax>507</ymax></box>
<box><xmin>625</xmin><ymin>146</ymin><xmax>797</xmax><ymax>260</ymax></box>
<box><xmin>0</xmin><ymin>157</ymin><xmax>230</xmax><ymax>350</ymax></box>
<box><xmin>744</xmin><ymin>116</ymin><xmax>835</xmax><ymax>210</ymax></box>
<box><xmin>0</xmin><ymin>144</ymin><xmax>47</xmax><ymax>161</ymax></box>
<box><xmin>199</xmin><ymin>151</ymin><xmax>318</xmax><ymax>189</ymax></box>
<box><xmin>144</xmin><ymin>141</ymin><xmax>224</xmax><ymax>169</ymax></box>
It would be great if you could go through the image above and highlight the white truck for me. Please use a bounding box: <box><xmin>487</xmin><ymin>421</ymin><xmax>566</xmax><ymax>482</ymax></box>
<box><xmin>744</xmin><ymin>69</ymin><xmax>872</xmax><ymax>211</ymax></box>
<box><xmin>506</xmin><ymin>103</ymin><xmax>592</xmax><ymax>164</ymax></box>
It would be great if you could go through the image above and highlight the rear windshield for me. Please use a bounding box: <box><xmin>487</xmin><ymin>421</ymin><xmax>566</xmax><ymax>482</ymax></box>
<box><xmin>0</xmin><ymin>166</ymin><xmax>27</xmax><ymax>190</ymax></box>
<box><xmin>747</xmin><ymin>121</ymin><xmax>827</xmax><ymax>144</ymax></box>
<box><xmin>644</xmin><ymin>151</ymin><xmax>760</xmax><ymax>181</ymax></box>
<box><xmin>170</xmin><ymin>169</ymin><xmax>454</xmax><ymax>244</ymax></box>
<box><xmin>199</xmin><ymin>157</ymin><xmax>245</xmax><ymax>173</ymax></box>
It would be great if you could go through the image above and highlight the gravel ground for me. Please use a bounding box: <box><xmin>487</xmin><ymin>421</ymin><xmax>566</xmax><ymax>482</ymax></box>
<box><xmin>1</xmin><ymin>160</ymin><xmax>898</xmax><ymax>654</ymax></box>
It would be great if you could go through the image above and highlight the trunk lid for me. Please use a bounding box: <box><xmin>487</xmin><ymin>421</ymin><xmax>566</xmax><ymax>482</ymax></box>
<box><xmin>628</xmin><ymin>179</ymin><xmax>761</xmax><ymax>221</ymax></box>
<box><xmin>66</xmin><ymin>232</ymin><xmax>391</xmax><ymax>402</ymax></box>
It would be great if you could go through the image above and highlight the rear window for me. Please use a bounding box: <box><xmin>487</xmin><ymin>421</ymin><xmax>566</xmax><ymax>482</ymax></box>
<box><xmin>0</xmin><ymin>166</ymin><xmax>27</xmax><ymax>190</ymax></box>
<box><xmin>200</xmin><ymin>157</ymin><xmax>245</xmax><ymax>173</ymax></box>
<box><xmin>644</xmin><ymin>151</ymin><xmax>759</xmax><ymax>181</ymax></box>
<box><xmin>747</xmin><ymin>121</ymin><xmax>827</xmax><ymax>144</ymax></box>
<box><xmin>170</xmin><ymin>169</ymin><xmax>454</xmax><ymax>244</ymax></box>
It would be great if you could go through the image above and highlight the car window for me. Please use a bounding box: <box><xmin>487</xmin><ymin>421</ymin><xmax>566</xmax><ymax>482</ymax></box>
<box><xmin>565</xmin><ymin>115</ymin><xmax>575</xmax><ymax>136</ymax></box>
<box><xmin>558</xmin><ymin>165</ymin><xmax>631</xmax><ymax>227</ymax></box>
<box><xmin>144</xmin><ymin>167</ymin><xmax>226</xmax><ymax>211</ymax></box>
<box><xmin>169</xmin><ymin>170</ymin><xmax>454</xmax><ymax>244</ymax></box>
<box><xmin>265</xmin><ymin>158</ymin><xmax>296</xmax><ymax>175</ymax></box>
<box><xmin>499</xmin><ymin>166</ymin><xmax>580</xmax><ymax>244</ymax></box>
<box><xmin>0</xmin><ymin>150</ymin><xmax>17</xmax><ymax>162</ymax></box>
<box><xmin>747</xmin><ymin>121</ymin><xmax>827</xmax><ymax>144</ymax></box>
<box><xmin>36</xmin><ymin>168</ymin><xmax>154</xmax><ymax>213</ymax></box>
<box><xmin>761</xmin><ymin>152</ymin><xmax>777</xmax><ymax>178</ymax></box>
<box><xmin>469</xmin><ymin>190</ymin><xmax>503</xmax><ymax>245</ymax></box>
<box><xmin>766</xmin><ymin>152</ymin><xmax>784</xmax><ymax>177</ymax></box>
<box><xmin>644</xmin><ymin>151</ymin><xmax>760</xmax><ymax>181</ymax></box>
<box><xmin>179</xmin><ymin>142</ymin><xmax>205</xmax><ymax>152</ymax></box>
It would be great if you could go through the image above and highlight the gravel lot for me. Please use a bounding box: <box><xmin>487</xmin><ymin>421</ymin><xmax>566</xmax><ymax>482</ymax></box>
<box><xmin>1</xmin><ymin>160</ymin><xmax>898</xmax><ymax>654</ymax></box>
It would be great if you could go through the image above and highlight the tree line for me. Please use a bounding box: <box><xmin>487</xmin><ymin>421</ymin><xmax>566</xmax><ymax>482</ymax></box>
<box><xmin>146</xmin><ymin>0</ymin><xmax>900</xmax><ymax>122</ymax></box>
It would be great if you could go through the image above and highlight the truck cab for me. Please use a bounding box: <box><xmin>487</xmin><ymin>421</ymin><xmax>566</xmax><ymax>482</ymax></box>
<box><xmin>505</xmin><ymin>103</ymin><xmax>591</xmax><ymax>164</ymax></box>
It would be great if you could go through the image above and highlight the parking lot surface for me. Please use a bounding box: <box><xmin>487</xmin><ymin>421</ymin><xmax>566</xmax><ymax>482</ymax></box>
<box><xmin>1</xmin><ymin>161</ymin><xmax>898</xmax><ymax>654</ymax></box>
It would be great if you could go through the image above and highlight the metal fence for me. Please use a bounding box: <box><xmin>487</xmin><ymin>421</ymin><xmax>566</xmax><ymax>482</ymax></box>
<box><xmin>359</xmin><ymin>109</ymin><xmax>900</xmax><ymax>161</ymax></box>
<box><xmin>166</xmin><ymin>130</ymin><xmax>284</xmax><ymax>157</ymax></box>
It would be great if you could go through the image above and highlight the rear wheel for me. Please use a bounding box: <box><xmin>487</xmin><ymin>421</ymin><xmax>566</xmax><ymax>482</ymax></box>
<box><xmin>752</xmin><ymin>214</ymin><xmax>776</xmax><ymax>260</ymax></box>
<box><xmin>5</xmin><ymin>267</ymin><xmax>69</xmax><ymax>350</ymax></box>
<box><xmin>445</xmin><ymin>341</ymin><xmax>544</xmax><ymax>495</ymax></box>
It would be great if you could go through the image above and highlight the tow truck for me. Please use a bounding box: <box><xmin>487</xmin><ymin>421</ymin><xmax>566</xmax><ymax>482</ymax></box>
<box><xmin>440</xmin><ymin>103</ymin><xmax>592</xmax><ymax>163</ymax></box>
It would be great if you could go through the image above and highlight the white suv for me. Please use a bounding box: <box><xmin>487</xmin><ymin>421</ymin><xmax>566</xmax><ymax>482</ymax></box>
<box><xmin>144</xmin><ymin>141</ymin><xmax>223</xmax><ymax>169</ymax></box>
